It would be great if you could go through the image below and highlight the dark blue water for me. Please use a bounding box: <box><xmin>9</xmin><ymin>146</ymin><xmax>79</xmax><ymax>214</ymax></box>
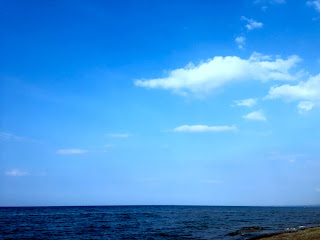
<box><xmin>0</xmin><ymin>206</ymin><xmax>320</xmax><ymax>239</ymax></box>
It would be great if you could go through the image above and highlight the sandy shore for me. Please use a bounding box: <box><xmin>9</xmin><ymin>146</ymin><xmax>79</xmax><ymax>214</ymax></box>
<box><xmin>252</xmin><ymin>226</ymin><xmax>320</xmax><ymax>240</ymax></box>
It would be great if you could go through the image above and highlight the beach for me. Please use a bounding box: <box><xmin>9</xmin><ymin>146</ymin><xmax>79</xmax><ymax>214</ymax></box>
<box><xmin>254</xmin><ymin>226</ymin><xmax>320</xmax><ymax>240</ymax></box>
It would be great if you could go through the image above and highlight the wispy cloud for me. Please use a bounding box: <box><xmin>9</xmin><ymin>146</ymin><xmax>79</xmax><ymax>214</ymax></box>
<box><xmin>235</xmin><ymin>36</ymin><xmax>246</xmax><ymax>49</ymax></box>
<box><xmin>307</xmin><ymin>0</ymin><xmax>320</xmax><ymax>12</ymax></box>
<box><xmin>5</xmin><ymin>169</ymin><xmax>29</xmax><ymax>177</ymax></box>
<box><xmin>241</xmin><ymin>16</ymin><xmax>263</xmax><ymax>31</ymax></box>
<box><xmin>56</xmin><ymin>149</ymin><xmax>88</xmax><ymax>155</ymax></box>
<box><xmin>235</xmin><ymin>98</ymin><xmax>257</xmax><ymax>107</ymax></box>
<box><xmin>297</xmin><ymin>101</ymin><xmax>314</xmax><ymax>114</ymax></box>
<box><xmin>135</xmin><ymin>53</ymin><xmax>302</xmax><ymax>96</ymax></box>
<box><xmin>106</xmin><ymin>133</ymin><xmax>131</xmax><ymax>138</ymax></box>
<box><xmin>173</xmin><ymin>125</ymin><xmax>237</xmax><ymax>133</ymax></box>
<box><xmin>0</xmin><ymin>132</ymin><xmax>40</xmax><ymax>143</ymax></box>
<box><xmin>243</xmin><ymin>110</ymin><xmax>267</xmax><ymax>121</ymax></box>
<box><xmin>0</xmin><ymin>132</ymin><xmax>28</xmax><ymax>141</ymax></box>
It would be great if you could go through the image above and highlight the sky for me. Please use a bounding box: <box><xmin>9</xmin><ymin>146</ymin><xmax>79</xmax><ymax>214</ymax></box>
<box><xmin>1</xmin><ymin>0</ymin><xmax>320</xmax><ymax>206</ymax></box>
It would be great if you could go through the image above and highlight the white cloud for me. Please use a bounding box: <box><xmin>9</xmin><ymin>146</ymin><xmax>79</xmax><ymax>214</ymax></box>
<box><xmin>235</xmin><ymin>36</ymin><xmax>246</xmax><ymax>49</ymax></box>
<box><xmin>173</xmin><ymin>125</ymin><xmax>237</xmax><ymax>133</ymax></box>
<box><xmin>5</xmin><ymin>169</ymin><xmax>29</xmax><ymax>177</ymax></box>
<box><xmin>135</xmin><ymin>53</ymin><xmax>302</xmax><ymax>95</ymax></box>
<box><xmin>56</xmin><ymin>149</ymin><xmax>88</xmax><ymax>155</ymax></box>
<box><xmin>241</xmin><ymin>16</ymin><xmax>263</xmax><ymax>31</ymax></box>
<box><xmin>106</xmin><ymin>133</ymin><xmax>130</xmax><ymax>138</ymax></box>
<box><xmin>307</xmin><ymin>0</ymin><xmax>320</xmax><ymax>12</ymax></box>
<box><xmin>267</xmin><ymin>74</ymin><xmax>320</xmax><ymax>111</ymax></box>
<box><xmin>235</xmin><ymin>98</ymin><xmax>257</xmax><ymax>107</ymax></box>
<box><xmin>297</xmin><ymin>101</ymin><xmax>314</xmax><ymax>114</ymax></box>
<box><xmin>267</xmin><ymin>74</ymin><xmax>320</xmax><ymax>101</ymax></box>
<box><xmin>243</xmin><ymin>110</ymin><xmax>267</xmax><ymax>121</ymax></box>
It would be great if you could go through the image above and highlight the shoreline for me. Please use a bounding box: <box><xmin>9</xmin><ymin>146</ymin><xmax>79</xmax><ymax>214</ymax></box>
<box><xmin>250</xmin><ymin>226</ymin><xmax>320</xmax><ymax>240</ymax></box>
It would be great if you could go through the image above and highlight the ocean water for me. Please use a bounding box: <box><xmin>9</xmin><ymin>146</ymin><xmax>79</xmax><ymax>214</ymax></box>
<box><xmin>0</xmin><ymin>206</ymin><xmax>320</xmax><ymax>239</ymax></box>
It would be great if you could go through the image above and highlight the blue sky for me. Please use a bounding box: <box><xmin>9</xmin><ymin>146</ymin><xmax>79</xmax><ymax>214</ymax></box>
<box><xmin>1</xmin><ymin>0</ymin><xmax>320</xmax><ymax>206</ymax></box>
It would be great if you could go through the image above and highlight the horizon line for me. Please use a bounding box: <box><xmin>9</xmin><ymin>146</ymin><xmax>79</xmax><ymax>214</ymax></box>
<box><xmin>1</xmin><ymin>204</ymin><xmax>319</xmax><ymax>208</ymax></box>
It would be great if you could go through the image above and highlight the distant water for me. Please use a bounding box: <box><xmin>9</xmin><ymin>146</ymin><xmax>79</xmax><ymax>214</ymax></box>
<box><xmin>1</xmin><ymin>206</ymin><xmax>320</xmax><ymax>239</ymax></box>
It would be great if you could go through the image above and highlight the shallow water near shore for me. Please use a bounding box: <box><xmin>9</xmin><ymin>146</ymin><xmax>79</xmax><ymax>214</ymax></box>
<box><xmin>0</xmin><ymin>206</ymin><xmax>320</xmax><ymax>239</ymax></box>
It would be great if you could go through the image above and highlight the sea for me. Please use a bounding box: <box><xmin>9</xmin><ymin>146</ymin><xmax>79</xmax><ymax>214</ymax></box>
<box><xmin>0</xmin><ymin>206</ymin><xmax>320</xmax><ymax>239</ymax></box>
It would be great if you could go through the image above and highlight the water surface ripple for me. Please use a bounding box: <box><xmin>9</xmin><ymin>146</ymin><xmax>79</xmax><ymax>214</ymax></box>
<box><xmin>0</xmin><ymin>206</ymin><xmax>320</xmax><ymax>239</ymax></box>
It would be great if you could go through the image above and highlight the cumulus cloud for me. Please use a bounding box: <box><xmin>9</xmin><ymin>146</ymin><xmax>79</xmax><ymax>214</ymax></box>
<box><xmin>267</xmin><ymin>74</ymin><xmax>320</xmax><ymax>111</ymax></box>
<box><xmin>173</xmin><ymin>125</ymin><xmax>237</xmax><ymax>133</ymax></box>
<box><xmin>241</xmin><ymin>16</ymin><xmax>263</xmax><ymax>31</ymax></box>
<box><xmin>56</xmin><ymin>149</ymin><xmax>88</xmax><ymax>155</ymax></box>
<box><xmin>307</xmin><ymin>0</ymin><xmax>320</xmax><ymax>12</ymax></box>
<box><xmin>5</xmin><ymin>169</ymin><xmax>29</xmax><ymax>177</ymax></box>
<box><xmin>235</xmin><ymin>36</ymin><xmax>246</xmax><ymax>49</ymax></box>
<box><xmin>267</xmin><ymin>74</ymin><xmax>320</xmax><ymax>101</ymax></box>
<box><xmin>106</xmin><ymin>133</ymin><xmax>130</xmax><ymax>138</ymax></box>
<box><xmin>235</xmin><ymin>98</ymin><xmax>257</xmax><ymax>107</ymax></box>
<box><xmin>243</xmin><ymin>110</ymin><xmax>267</xmax><ymax>121</ymax></box>
<box><xmin>135</xmin><ymin>53</ymin><xmax>302</xmax><ymax>95</ymax></box>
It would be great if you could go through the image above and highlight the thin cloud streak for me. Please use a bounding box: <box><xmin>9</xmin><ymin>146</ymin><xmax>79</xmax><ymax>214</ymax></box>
<box><xmin>5</xmin><ymin>169</ymin><xmax>29</xmax><ymax>177</ymax></box>
<box><xmin>173</xmin><ymin>125</ymin><xmax>237</xmax><ymax>133</ymax></box>
<box><xmin>106</xmin><ymin>133</ymin><xmax>131</xmax><ymax>138</ymax></box>
<box><xmin>56</xmin><ymin>149</ymin><xmax>88</xmax><ymax>155</ymax></box>
<box><xmin>0</xmin><ymin>132</ymin><xmax>38</xmax><ymax>142</ymax></box>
